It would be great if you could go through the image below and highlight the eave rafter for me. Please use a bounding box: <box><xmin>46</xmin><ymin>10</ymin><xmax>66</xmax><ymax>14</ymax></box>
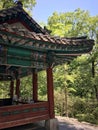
<box><xmin>0</xmin><ymin>5</ymin><xmax>95</xmax><ymax>81</ymax></box>
<box><xmin>0</xmin><ymin>24</ymin><xmax>94</xmax><ymax>80</ymax></box>
<box><xmin>0</xmin><ymin>28</ymin><xmax>94</xmax><ymax>54</ymax></box>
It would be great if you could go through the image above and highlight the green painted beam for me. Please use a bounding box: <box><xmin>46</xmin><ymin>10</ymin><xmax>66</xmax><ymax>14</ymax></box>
<box><xmin>0</xmin><ymin>30</ymin><xmax>93</xmax><ymax>54</ymax></box>
<box><xmin>0</xmin><ymin>39</ymin><xmax>92</xmax><ymax>56</ymax></box>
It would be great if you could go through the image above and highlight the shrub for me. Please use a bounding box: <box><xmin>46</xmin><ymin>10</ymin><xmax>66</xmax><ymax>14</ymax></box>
<box><xmin>72</xmin><ymin>97</ymin><xmax>87</xmax><ymax>116</ymax></box>
<box><xmin>76</xmin><ymin>113</ymin><xmax>96</xmax><ymax>124</ymax></box>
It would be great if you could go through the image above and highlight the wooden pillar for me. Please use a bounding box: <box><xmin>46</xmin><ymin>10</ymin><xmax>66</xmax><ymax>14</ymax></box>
<box><xmin>15</xmin><ymin>78</ymin><xmax>20</xmax><ymax>98</ymax></box>
<box><xmin>32</xmin><ymin>70</ymin><xmax>38</xmax><ymax>102</ymax></box>
<box><xmin>9</xmin><ymin>80</ymin><xmax>14</xmax><ymax>99</ymax></box>
<box><xmin>46</xmin><ymin>67</ymin><xmax>55</xmax><ymax>118</ymax></box>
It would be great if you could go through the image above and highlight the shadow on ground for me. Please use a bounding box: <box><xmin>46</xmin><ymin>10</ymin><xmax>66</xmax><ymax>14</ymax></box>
<box><xmin>4</xmin><ymin>123</ymin><xmax>46</xmax><ymax>130</ymax></box>
<box><xmin>59</xmin><ymin>121</ymin><xmax>84</xmax><ymax>130</ymax></box>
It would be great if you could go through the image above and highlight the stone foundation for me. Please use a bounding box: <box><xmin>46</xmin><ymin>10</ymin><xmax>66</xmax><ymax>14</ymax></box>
<box><xmin>45</xmin><ymin>118</ymin><xmax>59</xmax><ymax>130</ymax></box>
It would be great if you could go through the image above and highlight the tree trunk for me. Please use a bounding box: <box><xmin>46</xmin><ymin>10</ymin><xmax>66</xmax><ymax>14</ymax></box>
<box><xmin>92</xmin><ymin>60</ymin><xmax>98</xmax><ymax>101</ymax></box>
<box><xmin>64</xmin><ymin>86</ymin><xmax>68</xmax><ymax>117</ymax></box>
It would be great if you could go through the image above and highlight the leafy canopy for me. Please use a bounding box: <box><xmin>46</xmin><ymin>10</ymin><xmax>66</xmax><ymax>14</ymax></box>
<box><xmin>47</xmin><ymin>8</ymin><xmax>98</xmax><ymax>40</ymax></box>
<box><xmin>0</xmin><ymin>0</ymin><xmax>36</xmax><ymax>13</ymax></box>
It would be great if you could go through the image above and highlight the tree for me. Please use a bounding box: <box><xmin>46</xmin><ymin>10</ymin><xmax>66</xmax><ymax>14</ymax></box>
<box><xmin>53</xmin><ymin>64</ymin><xmax>75</xmax><ymax>116</ymax></box>
<box><xmin>45</xmin><ymin>9</ymin><xmax>98</xmax><ymax>122</ymax></box>
<box><xmin>0</xmin><ymin>0</ymin><xmax>36</xmax><ymax>13</ymax></box>
<box><xmin>47</xmin><ymin>8</ymin><xmax>98</xmax><ymax>39</ymax></box>
<box><xmin>69</xmin><ymin>55</ymin><xmax>93</xmax><ymax>98</ymax></box>
<box><xmin>91</xmin><ymin>53</ymin><xmax>98</xmax><ymax>101</ymax></box>
<box><xmin>38</xmin><ymin>71</ymin><xmax>47</xmax><ymax>100</ymax></box>
<box><xmin>47</xmin><ymin>8</ymin><xmax>98</xmax><ymax>101</ymax></box>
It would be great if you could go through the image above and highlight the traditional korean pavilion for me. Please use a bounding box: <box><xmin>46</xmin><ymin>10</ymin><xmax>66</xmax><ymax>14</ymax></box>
<box><xmin>0</xmin><ymin>2</ymin><xmax>94</xmax><ymax>129</ymax></box>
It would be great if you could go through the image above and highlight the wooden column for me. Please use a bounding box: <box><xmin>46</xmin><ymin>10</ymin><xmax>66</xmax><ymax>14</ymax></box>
<box><xmin>15</xmin><ymin>78</ymin><xmax>20</xmax><ymax>98</ymax></box>
<box><xmin>9</xmin><ymin>80</ymin><xmax>14</xmax><ymax>99</ymax></box>
<box><xmin>32</xmin><ymin>70</ymin><xmax>38</xmax><ymax>102</ymax></box>
<box><xmin>46</xmin><ymin>67</ymin><xmax>55</xmax><ymax>118</ymax></box>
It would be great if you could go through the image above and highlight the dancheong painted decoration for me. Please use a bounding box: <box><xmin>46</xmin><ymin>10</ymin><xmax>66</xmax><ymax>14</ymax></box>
<box><xmin>0</xmin><ymin>1</ymin><xmax>94</xmax><ymax>129</ymax></box>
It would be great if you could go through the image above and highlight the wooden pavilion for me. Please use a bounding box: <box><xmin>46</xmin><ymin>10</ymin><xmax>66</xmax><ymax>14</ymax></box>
<box><xmin>0</xmin><ymin>2</ymin><xmax>94</xmax><ymax>129</ymax></box>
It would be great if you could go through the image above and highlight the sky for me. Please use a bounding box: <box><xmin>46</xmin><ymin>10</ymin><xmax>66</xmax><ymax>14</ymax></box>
<box><xmin>33</xmin><ymin>0</ymin><xmax>98</xmax><ymax>23</ymax></box>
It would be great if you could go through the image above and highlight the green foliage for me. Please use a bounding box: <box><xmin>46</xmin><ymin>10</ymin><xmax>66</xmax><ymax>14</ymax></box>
<box><xmin>0</xmin><ymin>6</ymin><xmax>98</xmax><ymax>125</ymax></box>
<box><xmin>72</xmin><ymin>98</ymin><xmax>87</xmax><ymax>115</ymax></box>
<box><xmin>0</xmin><ymin>0</ymin><xmax>36</xmax><ymax>14</ymax></box>
<box><xmin>70</xmin><ymin>56</ymin><xmax>93</xmax><ymax>98</ymax></box>
<box><xmin>38</xmin><ymin>71</ymin><xmax>47</xmax><ymax>101</ymax></box>
<box><xmin>92</xmin><ymin>107</ymin><xmax>98</xmax><ymax>120</ymax></box>
<box><xmin>47</xmin><ymin>8</ymin><xmax>98</xmax><ymax>40</ymax></box>
<box><xmin>76</xmin><ymin>113</ymin><xmax>96</xmax><ymax>124</ymax></box>
<box><xmin>20</xmin><ymin>76</ymin><xmax>32</xmax><ymax>99</ymax></box>
<box><xmin>73</xmin><ymin>98</ymin><xmax>98</xmax><ymax>124</ymax></box>
<box><xmin>54</xmin><ymin>89</ymin><xmax>65</xmax><ymax>116</ymax></box>
<box><xmin>0</xmin><ymin>0</ymin><xmax>14</xmax><ymax>9</ymax></box>
<box><xmin>0</xmin><ymin>81</ymin><xmax>10</xmax><ymax>98</ymax></box>
<box><xmin>52</xmin><ymin>52</ymin><xmax>98</xmax><ymax>124</ymax></box>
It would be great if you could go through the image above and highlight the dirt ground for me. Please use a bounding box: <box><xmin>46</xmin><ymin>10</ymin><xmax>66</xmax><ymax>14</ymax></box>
<box><xmin>4</xmin><ymin>116</ymin><xmax>98</xmax><ymax>130</ymax></box>
<box><xmin>58</xmin><ymin>116</ymin><xmax>98</xmax><ymax>130</ymax></box>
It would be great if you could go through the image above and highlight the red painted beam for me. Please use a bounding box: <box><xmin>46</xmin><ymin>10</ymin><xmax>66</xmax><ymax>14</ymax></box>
<box><xmin>9</xmin><ymin>80</ymin><xmax>14</xmax><ymax>99</ymax></box>
<box><xmin>46</xmin><ymin>67</ymin><xmax>55</xmax><ymax>118</ymax></box>
<box><xmin>0</xmin><ymin>102</ymin><xmax>49</xmax><ymax>129</ymax></box>
<box><xmin>15</xmin><ymin>79</ymin><xmax>20</xmax><ymax>98</ymax></box>
<box><xmin>32</xmin><ymin>70</ymin><xmax>38</xmax><ymax>102</ymax></box>
<box><xmin>0</xmin><ymin>115</ymin><xmax>49</xmax><ymax>129</ymax></box>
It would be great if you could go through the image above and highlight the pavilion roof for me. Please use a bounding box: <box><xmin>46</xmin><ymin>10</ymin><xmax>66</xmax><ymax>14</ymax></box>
<box><xmin>0</xmin><ymin>4</ymin><xmax>94</xmax><ymax>81</ymax></box>
<box><xmin>0</xmin><ymin>4</ymin><xmax>48</xmax><ymax>34</ymax></box>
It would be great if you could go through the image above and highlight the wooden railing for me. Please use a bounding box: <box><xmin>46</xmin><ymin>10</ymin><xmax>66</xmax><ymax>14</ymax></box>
<box><xmin>0</xmin><ymin>101</ymin><xmax>50</xmax><ymax>129</ymax></box>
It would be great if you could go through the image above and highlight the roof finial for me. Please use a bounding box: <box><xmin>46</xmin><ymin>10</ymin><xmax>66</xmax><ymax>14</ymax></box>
<box><xmin>15</xmin><ymin>1</ymin><xmax>23</xmax><ymax>8</ymax></box>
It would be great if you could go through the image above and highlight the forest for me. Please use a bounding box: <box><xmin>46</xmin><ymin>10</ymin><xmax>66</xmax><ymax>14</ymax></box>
<box><xmin>0</xmin><ymin>0</ymin><xmax>98</xmax><ymax>125</ymax></box>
